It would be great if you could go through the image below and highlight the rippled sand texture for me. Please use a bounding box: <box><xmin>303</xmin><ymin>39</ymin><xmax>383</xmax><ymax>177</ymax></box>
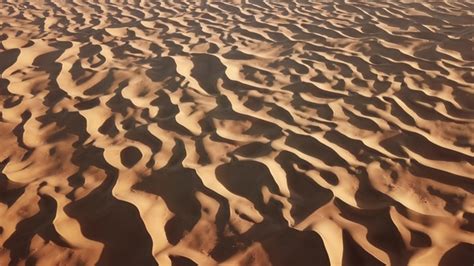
<box><xmin>1</xmin><ymin>1</ymin><xmax>474</xmax><ymax>265</ymax></box>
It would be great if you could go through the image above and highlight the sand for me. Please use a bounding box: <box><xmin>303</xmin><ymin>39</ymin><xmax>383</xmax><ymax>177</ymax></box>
<box><xmin>0</xmin><ymin>1</ymin><xmax>473</xmax><ymax>265</ymax></box>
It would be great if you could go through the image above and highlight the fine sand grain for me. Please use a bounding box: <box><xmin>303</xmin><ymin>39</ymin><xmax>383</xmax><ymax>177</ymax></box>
<box><xmin>1</xmin><ymin>1</ymin><xmax>474</xmax><ymax>265</ymax></box>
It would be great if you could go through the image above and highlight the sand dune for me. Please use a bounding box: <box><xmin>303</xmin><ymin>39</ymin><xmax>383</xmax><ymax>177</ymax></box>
<box><xmin>0</xmin><ymin>0</ymin><xmax>473</xmax><ymax>265</ymax></box>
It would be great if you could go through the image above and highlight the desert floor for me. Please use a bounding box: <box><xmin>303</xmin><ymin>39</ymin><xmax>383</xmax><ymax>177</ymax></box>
<box><xmin>0</xmin><ymin>1</ymin><xmax>473</xmax><ymax>265</ymax></box>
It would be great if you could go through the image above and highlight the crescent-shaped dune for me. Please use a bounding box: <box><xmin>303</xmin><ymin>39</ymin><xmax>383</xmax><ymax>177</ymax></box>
<box><xmin>0</xmin><ymin>1</ymin><xmax>473</xmax><ymax>265</ymax></box>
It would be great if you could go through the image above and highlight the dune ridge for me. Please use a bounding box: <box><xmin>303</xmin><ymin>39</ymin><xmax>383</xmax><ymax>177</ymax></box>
<box><xmin>0</xmin><ymin>1</ymin><xmax>473</xmax><ymax>265</ymax></box>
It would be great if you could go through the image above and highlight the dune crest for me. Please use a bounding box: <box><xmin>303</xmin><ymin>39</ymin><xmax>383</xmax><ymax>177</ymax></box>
<box><xmin>1</xmin><ymin>1</ymin><xmax>473</xmax><ymax>265</ymax></box>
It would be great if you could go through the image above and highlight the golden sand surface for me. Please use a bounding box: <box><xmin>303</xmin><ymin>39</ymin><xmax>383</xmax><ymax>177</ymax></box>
<box><xmin>0</xmin><ymin>1</ymin><xmax>473</xmax><ymax>265</ymax></box>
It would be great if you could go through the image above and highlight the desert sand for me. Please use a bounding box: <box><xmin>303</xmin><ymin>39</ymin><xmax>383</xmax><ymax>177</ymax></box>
<box><xmin>0</xmin><ymin>0</ymin><xmax>473</xmax><ymax>265</ymax></box>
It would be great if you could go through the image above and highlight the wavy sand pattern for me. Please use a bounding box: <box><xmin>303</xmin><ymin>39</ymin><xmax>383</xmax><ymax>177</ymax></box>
<box><xmin>1</xmin><ymin>1</ymin><xmax>474</xmax><ymax>265</ymax></box>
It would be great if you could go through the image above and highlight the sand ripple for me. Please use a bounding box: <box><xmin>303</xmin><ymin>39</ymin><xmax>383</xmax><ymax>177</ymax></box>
<box><xmin>1</xmin><ymin>1</ymin><xmax>473</xmax><ymax>265</ymax></box>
